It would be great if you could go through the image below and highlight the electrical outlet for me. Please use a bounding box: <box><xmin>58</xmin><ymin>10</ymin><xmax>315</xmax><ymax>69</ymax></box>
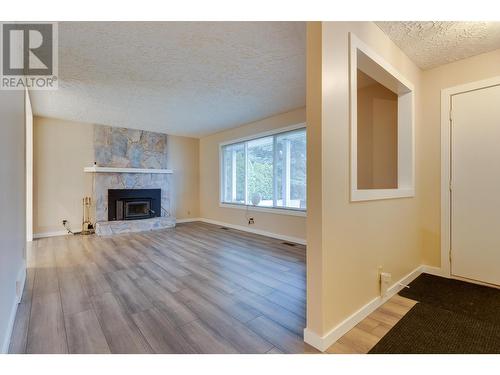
<box><xmin>248</xmin><ymin>217</ymin><xmax>255</xmax><ymax>225</ymax></box>
<box><xmin>187</xmin><ymin>210</ymin><xmax>191</xmax><ymax>215</ymax></box>
<box><xmin>62</xmin><ymin>219</ymin><xmax>68</xmax><ymax>226</ymax></box>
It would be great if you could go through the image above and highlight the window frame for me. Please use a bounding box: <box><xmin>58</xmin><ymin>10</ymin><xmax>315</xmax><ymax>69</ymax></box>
<box><xmin>350</xmin><ymin>33</ymin><xmax>415</xmax><ymax>202</ymax></box>
<box><xmin>219</xmin><ymin>123</ymin><xmax>307</xmax><ymax>216</ymax></box>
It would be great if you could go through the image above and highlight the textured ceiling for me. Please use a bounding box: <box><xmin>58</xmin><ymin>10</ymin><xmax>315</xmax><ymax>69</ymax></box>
<box><xmin>376</xmin><ymin>22</ymin><xmax>500</xmax><ymax>70</ymax></box>
<box><xmin>31</xmin><ymin>22</ymin><xmax>305</xmax><ymax>137</ymax></box>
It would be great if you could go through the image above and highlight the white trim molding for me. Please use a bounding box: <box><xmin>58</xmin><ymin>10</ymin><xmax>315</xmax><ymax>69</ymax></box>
<box><xmin>218</xmin><ymin>122</ymin><xmax>306</xmax><ymax>147</ymax></box>
<box><xmin>198</xmin><ymin>217</ymin><xmax>306</xmax><ymax>245</ymax></box>
<box><xmin>219</xmin><ymin>203</ymin><xmax>306</xmax><ymax>217</ymax></box>
<box><xmin>33</xmin><ymin>230</ymin><xmax>69</xmax><ymax>239</ymax></box>
<box><xmin>32</xmin><ymin>218</ymin><xmax>306</xmax><ymax>245</ymax></box>
<box><xmin>421</xmin><ymin>265</ymin><xmax>447</xmax><ymax>278</ymax></box>
<box><xmin>25</xmin><ymin>89</ymin><xmax>33</xmax><ymax>242</ymax></box>
<box><xmin>219</xmin><ymin>123</ymin><xmax>307</xmax><ymax>212</ymax></box>
<box><xmin>304</xmin><ymin>265</ymin><xmax>424</xmax><ymax>352</ymax></box>
<box><xmin>440</xmin><ymin>75</ymin><xmax>500</xmax><ymax>279</ymax></box>
<box><xmin>1</xmin><ymin>262</ymin><xmax>26</xmax><ymax>353</ymax></box>
<box><xmin>349</xmin><ymin>33</ymin><xmax>415</xmax><ymax>202</ymax></box>
<box><xmin>176</xmin><ymin>217</ymin><xmax>202</xmax><ymax>223</ymax></box>
<box><xmin>84</xmin><ymin>166</ymin><xmax>173</xmax><ymax>174</ymax></box>
<box><xmin>351</xmin><ymin>188</ymin><xmax>415</xmax><ymax>202</ymax></box>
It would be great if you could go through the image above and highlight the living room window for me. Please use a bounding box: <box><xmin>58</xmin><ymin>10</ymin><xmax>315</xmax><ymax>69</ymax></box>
<box><xmin>220</xmin><ymin>125</ymin><xmax>306</xmax><ymax>213</ymax></box>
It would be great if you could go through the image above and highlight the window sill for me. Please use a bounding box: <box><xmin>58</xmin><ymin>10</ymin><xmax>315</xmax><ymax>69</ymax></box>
<box><xmin>351</xmin><ymin>188</ymin><xmax>415</xmax><ymax>202</ymax></box>
<box><xmin>219</xmin><ymin>203</ymin><xmax>307</xmax><ymax>217</ymax></box>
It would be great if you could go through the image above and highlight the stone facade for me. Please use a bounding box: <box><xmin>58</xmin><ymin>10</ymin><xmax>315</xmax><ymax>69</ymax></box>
<box><xmin>93</xmin><ymin>172</ymin><xmax>172</xmax><ymax>222</ymax></box>
<box><xmin>94</xmin><ymin>125</ymin><xmax>168</xmax><ymax>169</ymax></box>
<box><xmin>95</xmin><ymin>217</ymin><xmax>175</xmax><ymax>236</ymax></box>
<box><xmin>92</xmin><ymin>125</ymin><xmax>174</xmax><ymax>234</ymax></box>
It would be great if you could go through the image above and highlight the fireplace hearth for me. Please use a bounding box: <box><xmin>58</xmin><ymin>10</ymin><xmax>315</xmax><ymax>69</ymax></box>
<box><xmin>108</xmin><ymin>189</ymin><xmax>161</xmax><ymax>221</ymax></box>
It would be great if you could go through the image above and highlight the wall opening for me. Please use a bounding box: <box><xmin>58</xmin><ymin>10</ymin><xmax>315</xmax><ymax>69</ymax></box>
<box><xmin>350</xmin><ymin>33</ymin><xmax>415</xmax><ymax>201</ymax></box>
<box><xmin>356</xmin><ymin>69</ymin><xmax>398</xmax><ymax>189</ymax></box>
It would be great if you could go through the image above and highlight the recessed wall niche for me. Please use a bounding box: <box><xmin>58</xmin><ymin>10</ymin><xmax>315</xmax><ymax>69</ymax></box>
<box><xmin>350</xmin><ymin>33</ymin><xmax>415</xmax><ymax>201</ymax></box>
<box><xmin>357</xmin><ymin>70</ymin><xmax>398</xmax><ymax>190</ymax></box>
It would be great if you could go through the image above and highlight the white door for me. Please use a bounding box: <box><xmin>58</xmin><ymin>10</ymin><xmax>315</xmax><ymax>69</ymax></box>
<box><xmin>451</xmin><ymin>84</ymin><xmax>500</xmax><ymax>286</ymax></box>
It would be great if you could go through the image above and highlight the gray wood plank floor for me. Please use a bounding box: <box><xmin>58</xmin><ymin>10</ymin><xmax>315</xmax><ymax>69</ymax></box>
<box><xmin>9</xmin><ymin>222</ymin><xmax>318</xmax><ymax>354</ymax></box>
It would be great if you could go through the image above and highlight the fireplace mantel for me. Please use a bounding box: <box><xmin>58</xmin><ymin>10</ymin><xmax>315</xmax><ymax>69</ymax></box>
<box><xmin>84</xmin><ymin>166</ymin><xmax>173</xmax><ymax>174</ymax></box>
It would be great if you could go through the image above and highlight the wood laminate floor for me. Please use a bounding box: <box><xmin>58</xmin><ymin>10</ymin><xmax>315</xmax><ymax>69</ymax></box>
<box><xmin>8</xmin><ymin>221</ymin><xmax>414</xmax><ymax>354</ymax></box>
<box><xmin>9</xmin><ymin>222</ymin><xmax>317</xmax><ymax>354</ymax></box>
<box><xmin>326</xmin><ymin>295</ymin><xmax>417</xmax><ymax>354</ymax></box>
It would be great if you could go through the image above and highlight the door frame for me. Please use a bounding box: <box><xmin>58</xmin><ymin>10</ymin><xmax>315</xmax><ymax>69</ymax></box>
<box><xmin>25</xmin><ymin>89</ymin><xmax>33</xmax><ymax>242</ymax></box>
<box><xmin>441</xmin><ymin>76</ymin><xmax>500</xmax><ymax>279</ymax></box>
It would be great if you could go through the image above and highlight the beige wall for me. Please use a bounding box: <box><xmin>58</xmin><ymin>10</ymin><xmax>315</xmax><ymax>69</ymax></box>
<box><xmin>33</xmin><ymin>116</ymin><xmax>199</xmax><ymax>235</ymax></box>
<box><xmin>357</xmin><ymin>79</ymin><xmax>398</xmax><ymax>189</ymax></box>
<box><xmin>33</xmin><ymin>117</ymin><xmax>94</xmax><ymax>234</ymax></box>
<box><xmin>305</xmin><ymin>22</ymin><xmax>324</xmax><ymax>334</ymax></box>
<box><xmin>0</xmin><ymin>90</ymin><xmax>26</xmax><ymax>351</ymax></box>
<box><xmin>167</xmin><ymin>136</ymin><xmax>200</xmax><ymax>219</ymax></box>
<box><xmin>199</xmin><ymin>108</ymin><xmax>307</xmax><ymax>242</ymax></box>
<box><xmin>306</xmin><ymin>21</ymin><xmax>423</xmax><ymax>336</ymax></box>
<box><xmin>420</xmin><ymin>48</ymin><xmax>500</xmax><ymax>266</ymax></box>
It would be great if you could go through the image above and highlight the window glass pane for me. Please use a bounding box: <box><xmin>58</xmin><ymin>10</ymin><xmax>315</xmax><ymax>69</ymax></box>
<box><xmin>247</xmin><ymin>136</ymin><xmax>273</xmax><ymax>207</ymax></box>
<box><xmin>276</xmin><ymin>129</ymin><xmax>306</xmax><ymax>209</ymax></box>
<box><xmin>222</xmin><ymin>143</ymin><xmax>245</xmax><ymax>204</ymax></box>
<box><xmin>221</xmin><ymin>128</ymin><xmax>306</xmax><ymax>211</ymax></box>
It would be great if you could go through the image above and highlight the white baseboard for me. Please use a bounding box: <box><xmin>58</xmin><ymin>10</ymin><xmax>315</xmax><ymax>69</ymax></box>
<box><xmin>197</xmin><ymin>217</ymin><xmax>307</xmax><ymax>245</ymax></box>
<box><xmin>304</xmin><ymin>265</ymin><xmax>424</xmax><ymax>352</ymax></box>
<box><xmin>33</xmin><ymin>230</ymin><xmax>69</xmax><ymax>239</ymax></box>
<box><xmin>1</xmin><ymin>262</ymin><xmax>26</xmax><ymax>354</ymax></box>
<box><xmin>34</xmin><ymin>219</ymin><xmax>307</xmax><ymax>246</ymax></box>
<box><xmin>176</xmin><ymin>217</ymin><xmax>202</xmax><ymax>223</ymax></box>
<box><xmin>15</xmin><ymin>264</ymin><xmax>26</xmax><ymax>305</ymax></box>
<box><xmin>421</xmin><ymin>265</ymin><xmax>446</xmax><ymax>277</ymax></box>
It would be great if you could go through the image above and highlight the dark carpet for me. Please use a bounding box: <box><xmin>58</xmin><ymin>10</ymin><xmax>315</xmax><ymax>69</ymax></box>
<box><xmin>368</xmin><ymin>273</ymin><xmax>500</xmax><ymax>354</ymax></box>
<box><xmin>399</xmin><ymin>274</ymin><xmax>500</xmax><ymax>324</ymax></box>
<box><xmin>369</xmin><ymin>303</ymin><xmax>500</xmax><ymax>353</ymax></box>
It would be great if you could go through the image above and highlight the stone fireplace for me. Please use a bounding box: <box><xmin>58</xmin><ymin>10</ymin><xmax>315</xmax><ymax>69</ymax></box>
<box><xmin>89</xmin><ymin>125</ymin><xmax>176</xmax><ymax>235</ymax></box>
